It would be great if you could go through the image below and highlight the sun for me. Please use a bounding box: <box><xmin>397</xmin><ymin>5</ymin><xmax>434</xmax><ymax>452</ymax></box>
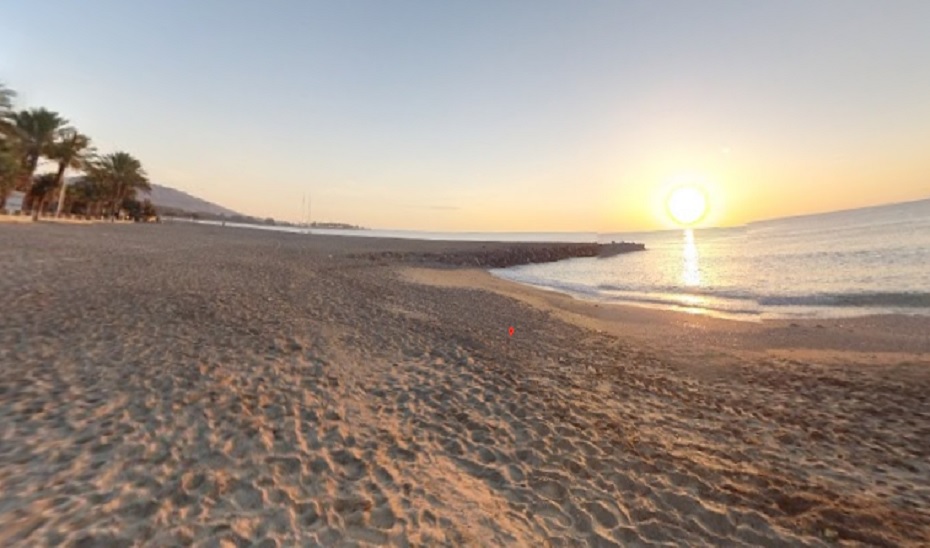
<box><xmin>666</xmin><ymin>186</ymin><xmax>709</xmax><ymax>226</ymax></box>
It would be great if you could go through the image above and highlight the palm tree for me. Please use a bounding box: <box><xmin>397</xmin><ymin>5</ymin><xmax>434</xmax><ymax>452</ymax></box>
<box><xmin>0</xmin><ymin>82</ymin><xmax>19</xmax><ymax>209</ymax></box>
<box><xmin>0</xmin><ymin>138</ymin><xmax>24</xmax><ymax>210</ymax></box>
<box><xmin>49</xmin><ymin>130</ymin><xmax>94</xmax><ymax>216</ymax></box>
<box><xmin>65</xmin><ymin>177</ymin><xmax>108</xmax><ymax>217</ymax></box>
<box><xmin>9</xmin><ymin>108</ymin><xmax>69</xmax><ymax>219</ymax></box>
<box><xmin>27</xmin><ymin>173</ymin><xmax>60</xmax><ymax>216</ymax></box>
<box><xmin>10</xmin><ymin>108</ymin><xmax>68</xmax><ymax>177</ymax></box>
<box><xmin>86</xmin><ymin>151</ymin><xmax>151</xmax><ymax>218</ymax></box>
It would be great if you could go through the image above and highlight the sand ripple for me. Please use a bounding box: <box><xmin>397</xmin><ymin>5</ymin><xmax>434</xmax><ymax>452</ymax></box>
<box><xmin>1</xmin><ymin>223</ymin><xmax>928</xmax><ymax>546</ymax></box>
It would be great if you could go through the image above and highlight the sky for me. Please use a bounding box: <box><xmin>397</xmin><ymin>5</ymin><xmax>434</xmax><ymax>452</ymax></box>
<box><xmin>2</xmin><ymin>1</ymin><xmax>928</xmax><ymax>231</ymax></box>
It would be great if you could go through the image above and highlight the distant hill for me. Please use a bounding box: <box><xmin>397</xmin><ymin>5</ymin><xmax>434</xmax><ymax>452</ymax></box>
<box><xmin>61</xmin><ymin>177</ymin><xmax>240</xmax><ymax>217</ymax></box>
<box><xmin>147</xmin><ymin>184</ymin><xmax>240</xmax><ymax>217</ymax></box>
<box><xmin>62</xmin><ymin>178</ymin><xmax>363</xmax><ymax>229</ymax></box>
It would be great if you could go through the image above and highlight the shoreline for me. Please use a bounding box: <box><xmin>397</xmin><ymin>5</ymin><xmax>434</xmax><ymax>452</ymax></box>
<box><xmin>2</xmin><ymin>222</ymin><xmax>928</xmax><ymax>546</ymax></box>
<box><xmin>488</xmin><ymin>265</ymin><xmax>930</xmax><ymax>325</ymax></box>
<box><xmin>402</xmin><ymin>267</ymin><xmax>930</xmax><ymax>366</ymax></box>
<box><xmin>491</xmin><ymin>265</ymin><xmax>930</xmax><ymax>324</ymax></box>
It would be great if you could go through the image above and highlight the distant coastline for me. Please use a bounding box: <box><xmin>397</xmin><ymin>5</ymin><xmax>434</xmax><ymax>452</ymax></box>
<box><xmin>158</xmin><ymin>207</ymin><xmax>365</xmax><ymax>230</ymax></box>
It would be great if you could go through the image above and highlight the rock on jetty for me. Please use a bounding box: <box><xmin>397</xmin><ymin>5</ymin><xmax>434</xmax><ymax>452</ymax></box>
<box><xmin>598</xmin><ymin>241</ymin><xmax>647</xmax><ymax>258</ymax></box>
<box><xmin>359</xmin><ymin>241</ymin><xmax>645</xmax><ymax>269</ymax></box>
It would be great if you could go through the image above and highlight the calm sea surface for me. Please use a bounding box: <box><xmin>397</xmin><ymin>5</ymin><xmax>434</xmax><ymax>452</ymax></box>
<box><xmin>188</xmin><ymin>219</ymin><xmax>596</xmax><ymax>243</ymax></box>
<box><xmin>491</xmin><ymin>199</ymin><xmax>930</xmax><ymax>320</ymax></box>
<box><xmin>193</xmin><ymin>198</ymin><xmax>929</xmax><ymax>319</ymax></box>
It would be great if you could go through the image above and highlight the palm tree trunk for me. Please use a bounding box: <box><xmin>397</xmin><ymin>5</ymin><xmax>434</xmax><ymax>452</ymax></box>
<box><xmin>31</xmin><ymin>196</ymin><xmax>43</xmax><ymax>221</ymax></box>
<box><xmin>53</xmin><ymin>160</ymin><xmax>68</xmax><ymax>217</ymax></box>
<box><xmin>24</xmin><ymin>152</ymin><xmax>40</xmax><ymax>200</ymax></box>
<box><xmin>113</xmin><ymin>185</ymin><xmax>126</xmax><ymax>220</ymax></box>
<box><xmin>25</xmin><ymin>152</ymin><xmax>39</xmax><ymax>178</ymax></box>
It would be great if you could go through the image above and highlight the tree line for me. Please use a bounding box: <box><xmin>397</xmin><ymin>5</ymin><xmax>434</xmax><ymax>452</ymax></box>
<box><xmin>0</xmin><ymin>81</ymin><xmax>155</xmax><ymax>221</ymax></box>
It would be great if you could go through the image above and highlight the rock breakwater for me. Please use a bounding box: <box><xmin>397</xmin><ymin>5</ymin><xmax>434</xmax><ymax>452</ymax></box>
<box><xmin>358</xmin><ymin>241</ymin><xmax>645</xmax><ymax>268</ymax></box>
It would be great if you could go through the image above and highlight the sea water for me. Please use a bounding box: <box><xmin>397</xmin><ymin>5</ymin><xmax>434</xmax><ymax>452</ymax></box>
<box><xmin>491</xmin><ymin>199</ymin><xmax>930</xmax><ymax>320</ymax></box>
<box><xmin>191</xmin><ymin>199</ymin><xmax>929</xmax><ymax>319</ymax></box>
<box><xmin>186</xmin><ymin>219</ymin><xmax>596</xmax><ymax>243</ymax></box>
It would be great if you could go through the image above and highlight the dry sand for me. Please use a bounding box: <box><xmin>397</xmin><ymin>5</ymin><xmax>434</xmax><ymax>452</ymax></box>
<box><xmin>1</xmin><ymin>222</ymin><xmax>928</xmax><ymax>547</ymax></box>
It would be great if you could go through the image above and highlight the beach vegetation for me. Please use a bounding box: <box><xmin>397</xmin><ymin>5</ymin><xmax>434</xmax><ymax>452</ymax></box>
<box><xmin>9</xmin><ymin>108</ymin><xmax>69</xmax><ymax>177</ymax></box>
<box><xmin>27</xmin><ymin>173</ymin><xmax>61</xmax><ymax>218</ymax></box>
<box><xmin>8</xmin><ymin>108</ymin><xmax>69</xmax><ymax>219</ymax></box>
<box><xmin>49</xmin><ymin>130</ymin><xmax>94</xmax><ymax>217</ymax></box>
<box><xmin>0</xmin><ymin>137</ymin><xmax>25</xmax><ymax>210</ymax></box>
<box><xmin>0</xmin><ymin>82</ymin><xmax>23</xmax><ymax>209</ymax></box>
<box><xmin>0</xmin><ymin>81</ymin><xmax>152</xmax><ymax>220</ymax></box>
<box><xmin>65</xmin><ymin>178</ymin><xmax>110</xmax><ymax>218</ymax></box>
<box><xmin>84</xmin><ymin>151</ymin><xmax>151</xmax><ymax>218</ymax></box>
<box><xmin>122</xmin><ymin>197</ymin><xmax>159</xmax><ymax>222</ymax></box>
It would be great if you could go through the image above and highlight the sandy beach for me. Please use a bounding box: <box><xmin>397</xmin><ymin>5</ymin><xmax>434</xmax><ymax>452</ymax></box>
<box><xmin>1</xmin><ymin>222</ymin><xmax>928</xmax><ymax>547</ymax></box>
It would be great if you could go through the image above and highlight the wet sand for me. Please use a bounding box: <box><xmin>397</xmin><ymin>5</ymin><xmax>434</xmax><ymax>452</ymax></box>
<box><xmin>1</xmin><ymin>222</ymin><xmax>928</xmax><ymax>546</ymax></box>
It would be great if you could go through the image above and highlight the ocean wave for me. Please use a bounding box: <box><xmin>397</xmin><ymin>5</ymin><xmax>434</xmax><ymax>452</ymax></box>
<box><xmin>511</xmin><ymin>275</ymin><xmax>930</xmax><ymax>315</ymax></box>
<box><xmin>594</xmin><ymin>284</ymin><xmax>930</xmax><ymax>309</ymax></box>
<box><xmin>596</xmin><ymin>283</ymin><xmax>757</xmax><ymax>301</ymax></box>
<box><xmin>492</xmin><ymin>273</ymin><xmax>606</xmax><ymax>298</ymax></box>
<box><xmin>596</xmin><ymin>292</ymin><xmax>761</xmax><ymax>315</ymax></box>
<box><xmin>492</xmin><ymin>199</ymin><xmax>930</xmax><ymax>319</ymax></box>
<box><xmin>757</xmin><ymin>292</ymin><xmax>930</xmax><ymax>308</ymax></box>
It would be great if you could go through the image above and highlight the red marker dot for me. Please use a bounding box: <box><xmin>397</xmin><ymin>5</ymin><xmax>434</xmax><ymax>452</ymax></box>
<box><xmin>508</xmin><ymin>326</ymin><xmax>515</xmax><ymax>337</ymax></box>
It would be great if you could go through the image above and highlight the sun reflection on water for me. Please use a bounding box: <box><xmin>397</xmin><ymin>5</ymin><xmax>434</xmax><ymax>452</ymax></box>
<box><xmin>677</xmin><ymin>229</ymin><xmax>707</xmax><ymax>313</ymax></box>
<box><xmin>682</xmin><ymin>229</ymin><xmax>701</xmax><ymax>287</ymax></box>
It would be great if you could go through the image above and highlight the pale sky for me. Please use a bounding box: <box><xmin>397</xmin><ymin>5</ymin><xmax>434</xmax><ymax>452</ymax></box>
<box><xmin>2</xmin><ymin>1</ymin><xmax>928</xmax><ymax>231</ymax></box>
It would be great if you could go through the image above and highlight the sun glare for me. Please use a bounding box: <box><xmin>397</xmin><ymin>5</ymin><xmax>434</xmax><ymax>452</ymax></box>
<box><xmin>666</xmin><ymin>186</ymin><xmax>709</xmax><ymax>226</ymax></box>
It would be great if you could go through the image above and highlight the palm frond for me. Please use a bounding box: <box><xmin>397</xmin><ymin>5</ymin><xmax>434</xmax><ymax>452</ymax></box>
<box><xmin>85</xmin><ymin>151</ymin><xmax>151</xmax><ymax>207</ymax></box>
<box><xmin>10</xmin><ymin>108</ymin><xmax>70</xmax><ymax>175</ymax></box>
<box><xmin>50</xmin><ymin>130</ymin><xmax>94</xmax><ymax>171</ymax></box>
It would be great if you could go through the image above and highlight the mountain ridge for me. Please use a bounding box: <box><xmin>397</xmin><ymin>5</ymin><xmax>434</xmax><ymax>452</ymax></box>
<box><xmin>61</xmin><ymin>176</ymin><xmax>241</xmax><ymax>217</ymax></box>
<box><xmin>147</xmin><ymin>184</ymin><xmax>241</xmax><ymax>217</ymax></box>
